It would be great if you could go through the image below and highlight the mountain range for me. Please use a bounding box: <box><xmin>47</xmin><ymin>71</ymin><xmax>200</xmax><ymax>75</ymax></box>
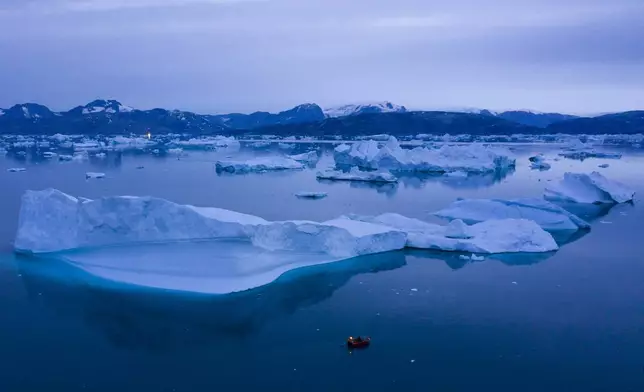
<box><xmin>0</xmin><ymin>100</ymin><xmax>642</xmax><ymax>136</ymax></box>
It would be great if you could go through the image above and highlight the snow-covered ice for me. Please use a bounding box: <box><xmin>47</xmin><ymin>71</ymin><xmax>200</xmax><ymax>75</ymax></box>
<box><xmin>316</xmin><ymin>167</ymin><xmax>398</xmax><ymax>183</ymax></box>
<box><xmin>288</xmin><ymin>151</ymin><xmax>319</xmax><ymax>164</ymax></box>
<box><xmin>434</xmin><ymin>198</ymin><xmax>590</xmax><ymax>231</ymax></box>
<box><xmin>347</xmin><ymin>213</ymin><xmax>558</xmax><ymax>254</ymax></box>
<box><xmin>14</xmin><ymin>189</ymin><xmax>269</xmax><ymax>253</ymax></box>
<box><xmin>333</xmin><ymin>136</ymin><xmax>515</xmax><ymax>173</ymax></box>
<box><xmin>295</xmin><ymin>192</ymin><xmax>328</xmax><ymax>199</ymax></box>
<box><xmin>544</xmin><ymin>172</ymin><xmax>635</xmax><ymax>204</ymax></box>
<box><xmin>251</xmin><ymin>218</ymin><xmax>407</xmax><ymax>258</ymax></box>
<box><xmin>85</xmin><ymin>172</ymin><xmax>106</xmax><ymax>179</ymax></box>
<box><xmin>215</xmin><ymin>157</ymin><xmax>304</xmax><ymax>173</ymax></box>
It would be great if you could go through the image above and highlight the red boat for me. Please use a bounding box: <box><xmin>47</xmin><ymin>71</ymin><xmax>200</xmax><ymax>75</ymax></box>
<box><xmin>347</xmin><ymin>336</ymin><xmax>371</xmax><ymax>348</ymax></box>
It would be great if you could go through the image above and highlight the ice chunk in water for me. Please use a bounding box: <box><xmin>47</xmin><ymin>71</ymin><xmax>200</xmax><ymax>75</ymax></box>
<box><xmin>316</xmin><ymin>167</ymin><xmax>398</xmax><ymax>183</ymax></box>
<box><xmin>215</xmin><ymin>157</ymin><xmax>304</xmax><ymax>173</ymax></box>
<box><xmin>544</xmin><ymin>172</ymin><xmax>635</xmax><ymax>204</ymax></box>
<box><xmin>434</xmin><ymin>198</ymin><xmax>590</xmax><ymax>231</ymax></box>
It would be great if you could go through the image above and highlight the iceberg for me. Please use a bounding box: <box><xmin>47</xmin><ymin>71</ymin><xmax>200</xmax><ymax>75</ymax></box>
<box><xmin>434</xmin><ymin>198</ymin><xmax>590</xmax><ymax>231</ymax></box>
<box><xmin>251</xmin><ymin>218</ymin><xmax>407</xmax><ymax>258</ymax></box>
<box><xmin>544</xmin><ymin>172</ymin><xmax>635</xmax><ymax>204</ymax></box>
<box><xmin>94</xmin><ymin>152</ymin><xmax>107</xmax><ymax>159</ymax></box>
<box><xmin>316</xmin><ymin>167</ymin><xmax>398</xmax><ymax>183</ymax></box>
<box><xmin>288</xmin><ymin>151</ymin><xmax>319</xmax><ymax>164</ymax></box>
<box><xmin>529</xmin><ymin>154</ymin><xmax>551</xmax><ymax>170</ymax></box>
<box><xmin>58</xmin><ymin>154</ymin><xmax>73</xmax><ymax>161</ymax></box>
<box><xmin>347</xmin><ymin>213</ymin><xmax>558</xmax><ymax>254</ymax></box>
<box><xmin>43</xmin><ymin>152</ymin><xmax>57</xmax><ymax>159</ymax></box>
<box><xmin>7</xmin><ymin>167</ymin><xmax>26</xmax><ymax>172</ymax></box>
<box><xmin>85</xmin><ymin>172</ymin><xmax>105</xmax><ymax>179</ymax></box>
<box><xmin>14</xmin><ymin>189</ymin><xmax>269</xmax><ymax>254</ymax></box>
<box><xmin>215</xmin><ymin>157</ymin><xmax>304</xmax><ymax>173</ymax></box>
<box><xmin>294</xmin><ymin>192</ymin><xmax>328</xmax><ymax>199</ymax></box>
<box><xmin>333</xmin><ymin>136</ymin><xmax>515</xmax><ymax>173</ymax></box>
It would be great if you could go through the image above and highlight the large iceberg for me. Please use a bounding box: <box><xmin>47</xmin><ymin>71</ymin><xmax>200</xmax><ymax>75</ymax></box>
<box><xmin>316</xmin><ymin>167</ymin><xmax>398</xmax><ymax>183</ymax></box>
<box><xmin>544</xmin><ymin>172</ymin><xmax>635</xmax><ymax>204</ymax></box>
<box><xmin>434</xmin><ymin>198</ymin><xmax>590</xmax><ymax>231</ymax></box>
<box><xmin>347</xmin><ymin>213</ymin><xmax>558</xmax><ymax>254</ymax></box>
<box><xmin>215</xmin><ymin>157</ymin><xmax>304</xmax><ymax>173</ymax></box>
<box><xmin>334</xmin><ymin>136</ymin><xmax>515</xmax><ymax>173</ymax></box>
<box><xmin>14</xmin><ymin>189</ymin><xmax>268</xmax><ymax>253</ymax></box>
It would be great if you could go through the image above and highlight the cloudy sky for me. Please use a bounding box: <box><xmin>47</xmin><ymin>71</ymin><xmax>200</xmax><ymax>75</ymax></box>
<box><xmin>0</xmin><ymin>0</ymin><xmax>642</xmax><ymax>114</ymax></box>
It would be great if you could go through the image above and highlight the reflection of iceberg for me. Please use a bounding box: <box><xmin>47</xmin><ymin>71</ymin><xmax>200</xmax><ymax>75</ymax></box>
<box><xmin>15</xmin><ymin>251</ymin><xmax>406</xmax><ymax>351</ymax></box>
<box><xmin>398</xmin><ymin>167</ymin><xmax>515</xmax><ymax>190</ymax></box>
<box><xmin>215</xmin><ymin>156</ymin><xmax>304</xmax><ymax>173</ymax></box>
<box><xmin>405</xmin><ymin>248</ymin><xmax>556</xmax><ymax>270</ymax></box>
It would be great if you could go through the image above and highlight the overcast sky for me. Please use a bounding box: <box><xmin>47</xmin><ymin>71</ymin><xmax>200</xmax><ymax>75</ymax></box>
<box><xmin>0</xmin><ymin>0</ymin><xmax>643</xmax><ymax>114</ymax></box>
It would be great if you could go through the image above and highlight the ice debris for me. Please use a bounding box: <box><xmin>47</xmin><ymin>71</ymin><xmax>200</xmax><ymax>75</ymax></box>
<box><xmin>85</xmin><ymin>172</ymin><xmax>105</xmax><ymax>179</ymax></box>
<box><xmin>294</xmin><ymin>192</ymin><xmax>328</xmax><ymax>199</ymax></box>
<box><xmin>288</xmin><ymin>151</ymin><xmax>319</xmax><ymax>164</ymax></box>
<box><xmin>7</xmin><ymin>167</ymin><xmax>26</xmax><ymax>172</ymax></box>
<box><xmin>434</xmin><ymin>198</ymin><xmax>590</xmax><ymax>231</ymax></box>
<box><xmin>598</xmin><ymin>164</ymin><xmax>610</xmax><ymax>168</ymax></box>
<box><xmin>544</xmin><ymin>172</ymin><xmax>635</xmax><ymax>204</ymax></box>
<box><xmin>316</xmin><ymin>167</ymin><xmax>398</xmax><ymax>183</ymax></box>
<box><xmin>215</xmin><ymin>157</ymin><xmax>304</xmax><ymax>173</ymax></box>
<box><xmin>334</xmin><ymin>136</ymin><xmax>515</xmax><ymax>173</ymax></box>
<box><xmin>529</xmin><ymin>154</ymin><xmax>551</xmax><ymax>170</ymax></box>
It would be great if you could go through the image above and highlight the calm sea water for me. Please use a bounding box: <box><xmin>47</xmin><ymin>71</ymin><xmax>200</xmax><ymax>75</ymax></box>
<box><xmin>1</xmin><ymin>143</ymin><xmax>644</xmax><ymax>391</ymax></box>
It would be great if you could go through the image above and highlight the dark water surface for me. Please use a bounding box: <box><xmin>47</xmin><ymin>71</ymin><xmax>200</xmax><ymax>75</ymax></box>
<box><xmin>1</xmin><ymin>144</ymin><xmax>644</xmax><ymax>391</ymax></box>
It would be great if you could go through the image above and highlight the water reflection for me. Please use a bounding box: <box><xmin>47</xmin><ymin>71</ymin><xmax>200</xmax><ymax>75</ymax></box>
<box><xmin>404</xmin><ymin>248</ymin><xmax>557</xmax><ymax>270</ymax></box>
<box><xmin>316</xmin><ymin>178</ymin><xmax>399</xmax><ymax>197</ymax></box>
<box><xmin>398</xmin><ymin>167</ymin><xmax>515</xmax><ymax>190</ymax></box>
<box><xmin>14</xmin><ymin>251</ymin><xmax>406</xmax><ymax>352</ymax></box>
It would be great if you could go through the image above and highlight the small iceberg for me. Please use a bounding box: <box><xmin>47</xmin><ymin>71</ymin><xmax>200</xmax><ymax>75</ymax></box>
<box><xmin>7</xmin><ymin>167</ymin><xmax>26</xmax><ymax>172</ymax></box>
<box><xmin>434</xmin><ymin>198</ymin><xmax>590</xmax><ymax>231</ymax></box>
<box><xmin>544</xmin><ymin>172</ymin><xmax>635</xmax><ymax>204</ymax></box>
<box><xmin>85</xmin><ymin>172</ymin><xmax>106</xmax><ymax>179</ymax></box>
<box><xmin>94</xmin><ymin>152</ymin><xmax>107</xmax><ymax>159</ymax></box>
<box><xmin>294</xmin><ymin>192</ymin><xmax>328</xmax><ymax>199</ymax></box>
<box><xmin>215</xmin><ymin>157</ymin><xmax>304</xmax><ymax>173</ymax></box>
<box><xmin>43</xmin><ymin>152</ymin><xmax>57</xmax><ymax>159</ymax></box>
<box><xmin>334</xmin><ymin>136</ymin><xmax>515</xmax><ymax>173</ymax></box>
<box><xmin>316</xmin><ymin>167</ymin><xmax>398</xmax><ymax>183</ymax></box>
<box><xmin>529</xmin><ymin>154</ymin><xmax>551</xmax><ymax>170</ymax></box>
<box><xmin>347</xmin><ymin>214</ymin><xmax>558</xmax><ymax>254</ymax></box>
<box><xmin>58</xmin><ymin>154</ymin><xmax>73</xmax><ymax>162</ymax></box>
<box><xmin>288</xmin><ymin>151</ymin><xmax>319</xmax><ymax>164</ymax></box>
<box><xmin>598</xmin><ymin>164</ymin><xmax>610</xmax><ymax>168</ymax></box>
<box><xmin>559</xmin><ymin>140</ymin><xmax>622</xmax><ymax>160</ymax></box>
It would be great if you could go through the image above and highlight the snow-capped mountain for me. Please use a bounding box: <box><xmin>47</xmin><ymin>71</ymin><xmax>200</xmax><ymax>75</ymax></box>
<box><xmin>0</xmin><ymin>103</ymin><xmax>56</xmax><ymax>120</ymax></box>
<box><xmin>324</xmin><ymin>102</ymin><xmax>407</xmax><ymax>118</ymax></box>
<box><xmin>69</xmin><ymin>99</ymin><xmax>134</xmax><ymax>115</ymax></box>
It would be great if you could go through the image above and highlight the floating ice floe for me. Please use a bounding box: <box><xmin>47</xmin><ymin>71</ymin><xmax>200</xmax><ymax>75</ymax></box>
<box><xmin>215</xmin><ymin>156</ymin><xmax>304</xmax><ymax>173</ymax></box>
<box><xmin>288</xmin><ymin>151</ymin><xmax>319</xmax><ymax>164</ymax></box>
<box><xmin>85</xmin><ymin>172</ymin><xmax>105</xmax><ymax>179</ymax></box>
<box><xmin>278</xmin><ymin>143</ymin><xmax>295</xmax><ymax>150</ymax></box>
<box><xmin>43</xmin><ymin>152</ymin><xmax>57</xmax><ymax>159</ymax></box>
<box><xmin>7</xmin><ymin>167</ymin><xmax>26</xmax><ymax>172</ymax></box>
<box><xmin>174</xmin><ymin>136</ymin><xmax>240</xmax><ymax>150</ymax></box>
<box><xmin>529</xmin><ymin>154</ymin><xmax>551</xmax><ymax>170</ymax></box>
<box><xmin>248</xmin><ymin>141</ymin><xmax>271</xmax><ymax>148</ymax></box>
<box><xmin>316</xmin><ymin>167</ymin><xmax>398</xmax><ymax>183</ymax></box>
<box><xmin>434</xmin><ymin>198</ymin><xmax>590</xmax><ymax>231</ymax></box>
<box><xmin>334</xmin><ymin>136</ymin><xmax>515</xmax><ymax>173</ymax></box>
<box><xmin>559</xmin><ymin>140</ymin><xmax>622</xmax><ymax>160</ymax></box>
<box><xmin>346</xmin><ymin>214</ymin><xmax>558</xmax><ymax>254</ymax></box>
<box><xmin>295</xmin><ymin>192</ymin><xmax>328</xmax><ymax>199</ymax></box>
<box><xmin>167</xmin><ymin>148</ymin><xmax>185</xmax><ymax>156</ymax></box>
<box><xmin>58</xmin><ymin>154</ymin><xmax>73</xmax><ymax>161</ymax></box>
<box><xmin>15</xmin><ymin>189</ymin><xmax>565</xmax><ymax>293</ymax></box>
<box><xmin>544</xmin><ymin>172</ymin><xmax>635</xmax><ymax>204</ymax></box>
<box><xmin>598</xmin><ymin>164</ymin><xmax>610</xmax><ymax>168</ymax></box>
<box><xmin>94</xmin><ymin>152</ymin><xmax>107</xmax><ymax>159</ymax></box>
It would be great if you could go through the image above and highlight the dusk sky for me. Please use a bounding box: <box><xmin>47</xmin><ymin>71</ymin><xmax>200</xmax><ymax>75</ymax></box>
<box><xmin>1</xmin><ymin>0</ymin><xmax>643</xmax><ymax>114</ymax></box>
